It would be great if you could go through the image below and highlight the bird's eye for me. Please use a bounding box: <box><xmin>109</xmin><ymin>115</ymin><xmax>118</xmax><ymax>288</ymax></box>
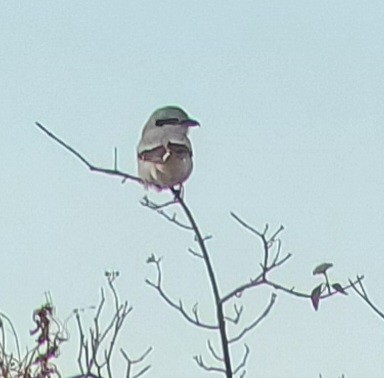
<box><xmin>155</xmin><ymin>118</ymin><xmax>179</xmax><ymax>127</ymax></box>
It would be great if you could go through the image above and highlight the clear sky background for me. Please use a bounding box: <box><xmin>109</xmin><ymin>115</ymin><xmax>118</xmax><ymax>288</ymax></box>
<box><xmin>1</xmin><ymin>1</ymin><xmax>384</xmax><ymax>377</ymax></box>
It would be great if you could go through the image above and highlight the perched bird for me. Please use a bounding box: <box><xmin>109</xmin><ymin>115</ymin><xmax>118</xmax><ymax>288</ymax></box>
<box><xmin>137</xmin><ymin>106</ymin><xmax>199</xmax><ymax>190</ymax></box>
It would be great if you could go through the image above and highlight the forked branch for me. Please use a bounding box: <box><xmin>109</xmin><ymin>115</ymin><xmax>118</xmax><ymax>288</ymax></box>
<box><xmin>74</xmin><ymin>271</ymin><xmax>150</xmax><ymax>378</ymax></box>
<box><xmin>227</xmin><ymin>212</ymin><xmax>360</xmax><ymax>310</ymax></box>
<box><xmin>146</xmin><ymin>254</ymin><xmax>218</xmax><ymax>330</ymax></box>
<box><xmin>349</xmin><ymin>276</ymin><xmax>384</xmax><ymax>319</ymax></box>
<box><xmin>35</xmin><ymin>122</ymin><xmax>142</xmax><ymax>185</ymax></box>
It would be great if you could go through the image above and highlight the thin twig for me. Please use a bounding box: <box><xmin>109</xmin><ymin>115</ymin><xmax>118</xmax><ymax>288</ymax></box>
<box><xmin>193</xmin><ymin>354</ymin><xmax>226</xmax><ymax>373</ymax></box>
<box><xmin>224</xmin><ymin>304</ymin><xmax>243</xmax><ymax>325</ymax></box>
<box><xmin>207</xmin><ymin>340</ymin><xmax>223</xmax><ymax>362</ymax></box>
<box><xmin>230</xmin><ymin>212</ymin><xmax>263</xmax><ymax>238</ymax></box>
<box><xmin>188</xmin><ymin>248</ymin><xmax>204</xmax><ymax>259</ymax></box>
<box><xmin>141</xmin><ymin>196</ymin><xmax>193</xmax><ymax>230</ymax></box>
<box><xmin>121</xmin><ymin>346</ymin><xmax>153</xmax><ymax>378</ymax></box>
<box><xmin>350</xmin><ymin>276</ymin><xmax>384</xmax><ymax>319</ymax></box>
<box><xmin>35</xmin><ymin>122</ymin><xmax>142</xmax><ymax>185</ymax></box>
<box><xmin>232</xmin><ymin>344</ymin><xmax>250</xmax><ymax>375</ymax></box>
<box><xmin>229</xmin><ymin>294</ymin><xmax>276</xmax><ymax>344</ymax></box>
<box><xmin>146</xmin><ymin>256</ymin><xmax>217</xmax><ymax>330</ymax></box>
<box><xmin>74</xmin><ymin>310</ymin><xmax>86</xmax><ymax>374</ymax></box>
<box><xmin>73</xmin><ymin>274</ymin><xmax>143</xmax><ymax>377</ymax></box>
<box><xmin>0</xmin><ymin>312</ymin><xmax>21</xmax><ymax>362</ymax></box>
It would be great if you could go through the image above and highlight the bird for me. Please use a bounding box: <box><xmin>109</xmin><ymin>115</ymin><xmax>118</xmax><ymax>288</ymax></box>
<box><xmin>137</xmin><ymin>106</ymin><xmax>199</xmax><ymax>190</ymax></box>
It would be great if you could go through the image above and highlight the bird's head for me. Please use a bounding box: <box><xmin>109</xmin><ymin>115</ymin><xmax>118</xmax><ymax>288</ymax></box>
<box><xmin>151</xmin><ymin>106</ymin><xmax>200</xmax><ymax>129</ymax></box>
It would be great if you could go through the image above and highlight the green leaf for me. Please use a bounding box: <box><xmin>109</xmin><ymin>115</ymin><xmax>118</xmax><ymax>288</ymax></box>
<box><xmin>313</xmin><ymin>262</ymin><xmax>333</xmax><ymax>275</ymax></box>
<box><xmin>332</xmin><ymin>283</ymin><xmax>348</xmax><ymax>295</ymax></box>
<box><xmin>311</xmin><ymin>284</ymin><xmax>323</xmax><ymax>311</ymax></box>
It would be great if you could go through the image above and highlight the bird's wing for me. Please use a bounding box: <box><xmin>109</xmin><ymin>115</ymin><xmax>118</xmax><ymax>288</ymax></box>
<box><xmin>138</xmin><ymin>142</ymin><xmax>192</xmax><ymax>163</ymax></box>
<box><xmin>138</xmin><ymin>145</ymin><xmax>167</xmax><ymax>163</ymax></box>
<box><xmin>167</xmin><ymin>142</ymin><xmax>192</xmax><ymax>158</ymax></box>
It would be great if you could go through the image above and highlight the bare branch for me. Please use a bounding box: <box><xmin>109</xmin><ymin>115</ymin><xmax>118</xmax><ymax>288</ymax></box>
<box><xmin>230</xmin><ymin>212</ymin><xmax>263</xmax><ymax>238</ymax></box>
<box><xmin>74</xmin><ymin>310</ymin><xmax>87</xmax><ymax>374</ymax></box>
<box><xmin>188</xmin><ymin>248</ymin><xmax>204</xmax><ymax>259</ymax></box>
<box><xmin>140</xmin><ymin>195</ymin><xmax>176</xmax><ymax>210</ymax></box>
<box><xmin>221</xmin><ymin>276</ymin><xmax>264</xmax><ymax>304</ymax></box>
<box><xmin>349</xmin><ymin>276</ymin><xmax>384</xmax><ymax>319</ymax></box>
<box><xmin>120</xmin><ymin>347</ymin><xmax>152</xmax><ymax>378</ymax></box>
<box><xmin>224</xmin><ymin>304</ymin><xmax>244</xmax><ymax>325</ymax></box>
<box><xmin>231</xmin><ymin>212</ymin><xmax>284</xmax><ymax>280</ymax></box>
<box><xmin>158</xmin><ymin>210</ymin><xmax>193</xmax><ymax>230</ymax></box>
<box><xmin>141</xmin><ymin>196</ymin><xmax>193</xmax><ymax>230</ymax></box>
<box><xmin>114</xmin><ymin>147</ymin><xmax>118</xmax><ymax>171</ymax></box>
<box><xmin>229</xmin><ymin>294</ymin><xmax>276</xmax><ymax>344</ymax></box>
<box><xmin>146</xmin><ymin>255</ymin><xmax>218</xmax><ymax>330</ymax></box>
<box><xmin>207</xmin><ymin>340</ymin><xmax>223</xmax><ymax>362</ymax></box>
<box><xmin>73</xmin><ymin>273</ymin><xmax>144</xmax><ymax>378</ymax></box>
<box><xmin>193</xmin><ymin>354</ymin><xmax>226</xmax><ymax>373</ymax></box>
<box><xmin>267</xmin><ymin>225</ymin><xmax>284</xmax><ymax>245</ymax></box>
<box><xmin>132</xmin><ymin>365</ymin><xmax>152</xmax><ymax>378</ymax></box>
<box><xmin>226</xmin><ymin>212</ymin><xmax>356</xmax><ymax>310</ymax></box>
<box><xmin>0</xmin><ymin>312</ymin><xmax>21</xmax><ymax>361</ymax></box>
<box><xmin>34</xmin><ymin>122</ymin><xmax>142</xmax><ymax>185</ymax></box>
<box><xmin>271</xmin><ymin>239</ymin><xmax>282</xmax><ymax>265</ymax></box>
<box><xmin>232</xmin><ymin>344</ymin><xmax>250</xmax><ymax>375</ymax></box>
<box><xmin>264</xmin><ymin>278</ymin><xmax>359</xmax><ymax>300</ymax></box>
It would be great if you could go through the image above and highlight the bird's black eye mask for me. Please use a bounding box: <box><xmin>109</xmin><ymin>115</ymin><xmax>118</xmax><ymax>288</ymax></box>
<box><xmin>155</xmin><ymin>118</ymin><xmax>199</xmax><ymax>127</ymax></box>
<box><xmin>155</xmin><ymin>118</ymin><xmax>179</xmax><ymax>127</ymax></box>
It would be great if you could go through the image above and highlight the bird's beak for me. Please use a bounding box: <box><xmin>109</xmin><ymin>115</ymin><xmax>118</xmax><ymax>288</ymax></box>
<box><xmin>182</xmin><ymin>119</ymin><xmax>200</xmax><ymax>127</ymax></box>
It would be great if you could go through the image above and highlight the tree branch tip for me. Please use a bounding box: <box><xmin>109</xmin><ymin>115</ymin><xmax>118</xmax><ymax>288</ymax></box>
<box><xmin>35</xmin><ymin>121</ymin><xmax>49</xmax><ymax>132</ymax></box>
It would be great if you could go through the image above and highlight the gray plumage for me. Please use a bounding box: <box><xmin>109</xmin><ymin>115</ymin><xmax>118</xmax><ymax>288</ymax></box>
<box><xmin>137</xmin><ymin>106</ymin><xmax>199</xmax><ymax>189</ymax></box>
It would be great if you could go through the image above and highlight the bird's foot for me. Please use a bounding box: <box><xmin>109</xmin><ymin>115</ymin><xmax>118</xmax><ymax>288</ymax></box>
<box><xmin>171</xmin><ymin>184</ymin><xmax>184</xmax><ymax>200</ymax></box>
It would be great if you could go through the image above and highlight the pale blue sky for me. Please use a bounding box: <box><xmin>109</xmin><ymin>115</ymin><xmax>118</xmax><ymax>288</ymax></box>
<box><xmin>1</xmin><ymin>1</ymin><xmax>384</xmax><ymax>377</ymax></box>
